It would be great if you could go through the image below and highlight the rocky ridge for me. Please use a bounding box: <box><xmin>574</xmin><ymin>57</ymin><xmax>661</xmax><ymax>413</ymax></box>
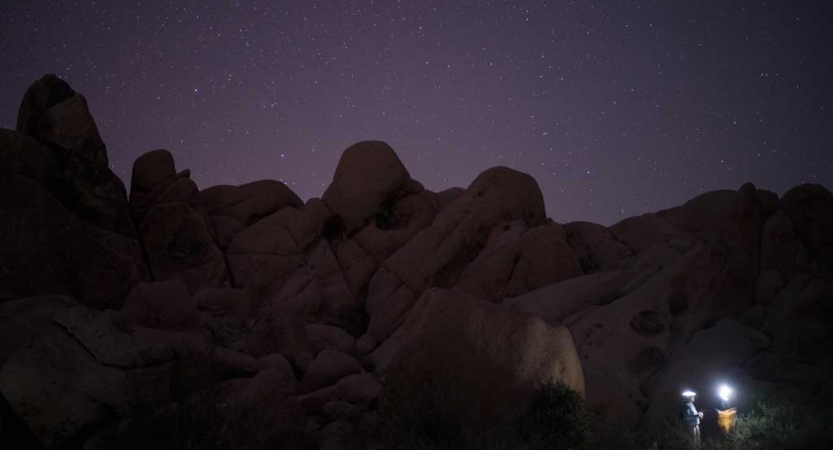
<box><xmin>1</xmin><ymin>75</ymin><xmax>831</xmax><ymax>449</ymax></box>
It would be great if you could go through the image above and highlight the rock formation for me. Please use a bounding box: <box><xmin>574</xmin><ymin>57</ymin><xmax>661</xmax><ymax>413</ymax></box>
<box><xmin>1</xmin><ymin>75</ymin><xmax>147</xmax><ymax>309</ymax></box>
<box><xmin>1</xmin><ymin>75</ymin><xmax>831</xmax><ymax>449</ymax></box>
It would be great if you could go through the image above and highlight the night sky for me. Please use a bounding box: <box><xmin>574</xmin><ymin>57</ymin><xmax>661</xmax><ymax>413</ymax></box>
<box><xmin>1</xmin><ymin>1</ymin><xmax>831</xmax><ymax>225</ymax></box>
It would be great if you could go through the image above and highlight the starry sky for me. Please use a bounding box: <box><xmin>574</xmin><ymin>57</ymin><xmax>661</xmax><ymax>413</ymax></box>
<box><xmin>1</xmin><ymin>1</ymin><xmax>831</xmax><ymax>225</ymax></box>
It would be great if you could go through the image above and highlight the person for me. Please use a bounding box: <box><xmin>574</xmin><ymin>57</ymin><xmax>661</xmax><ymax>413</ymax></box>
<box><xmin>681</xmin><ymin>391</ymin><xmax>704</xmax><ymax>445</ymax></box>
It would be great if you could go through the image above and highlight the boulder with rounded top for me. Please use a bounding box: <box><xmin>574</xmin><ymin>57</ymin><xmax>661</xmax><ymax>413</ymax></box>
<box><xmin>129</xmin><ymin>150</ymin><xmax>230</xmax><ymax>293</ymax></box>
<box><xmin>322</xmin><ymin>141</ymin><xmax>412</xmax><ymax>235</ymax></box>
<box><xmin>131</xmin><ymin>149</ymin><xmax>177</xmax><ymax>194</ymax></box>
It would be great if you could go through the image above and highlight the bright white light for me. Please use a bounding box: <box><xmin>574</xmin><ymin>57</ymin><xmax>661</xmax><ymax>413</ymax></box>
<box><xmin>682</xmin><ymin>390</ymin><xmax>697</xmax><ymax>397</ymax></box>
<box><xmin>719</xmin><ymin>385</ymin><xmax>733</xmax><ymax>402</ymax></box>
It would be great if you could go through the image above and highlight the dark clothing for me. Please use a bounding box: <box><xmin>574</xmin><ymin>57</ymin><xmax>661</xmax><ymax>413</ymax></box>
<box><xmin>682</xmin><ymin>402</ymin><xmax>700</xmax><ymax>426</ymax></box>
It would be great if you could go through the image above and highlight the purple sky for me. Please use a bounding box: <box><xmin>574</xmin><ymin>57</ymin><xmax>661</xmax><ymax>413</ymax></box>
<box><xmin>2</xmin><ymin>0</ymin><xmax>831</xmax><ymax>225</ymax></box>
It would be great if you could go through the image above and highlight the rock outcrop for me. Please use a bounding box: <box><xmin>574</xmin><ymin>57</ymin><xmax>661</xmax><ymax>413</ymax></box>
<box><xmin>377</xmin><ymin>288</ymin><xmax>584</xmax><ymax>424</ymax></box>
<box><xmin>1</xmin><ymin>75</ymin><xmax>147</xmax><ymax>309</ymax></box>
<box><xmin>2</xmin><ymin>74</ymin><xmax>832</xmax><ymax>448</ymax></box>
<box><xmin>129</xmin><ymin>149</ymin><xmax>231</xmax><ymax>293</ymax></box>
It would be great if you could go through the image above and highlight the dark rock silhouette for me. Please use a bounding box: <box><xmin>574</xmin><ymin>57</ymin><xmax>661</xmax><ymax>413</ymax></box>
<box><xmin>1</xmin><ymin>74</ymin><xmax>146</xmax><ymax>309</ymax></box>
<box><xmin>1</xmin><ymin>75</ymin><xmax>832</xmax><ymax>449</ymax></box>
<box><xmin>129</xmin><ymin>149</ymin><xmax>231</xmax><ymax>293</ymax></box>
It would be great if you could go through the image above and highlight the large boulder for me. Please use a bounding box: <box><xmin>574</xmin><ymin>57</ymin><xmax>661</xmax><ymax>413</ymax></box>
<box><xmin>240</xmin><ymin>304</ymin><xmax>317</xmax><ymax>372</ymax></box>
<box><xmin>0</xmin><ymin>295</ymin><xmax>76</xmax><ymax>366</ymax></box>
<box><xmin>760</xmin><ymin>210</ymin><xmax>810</xmax><ymax>280</ymax></box>
<box><xmin>13</xmin><ymin>75</ymin><xmax>135</xmax><ymax>237</ymax></box>
<box><xmin>225</xmin><ymin>198</ymin><xmax>329</xmax><ymax>303</ymax></box>
<box><xmin>611</xmin><ymin>183</ymin><xmax>773</xmax><ymax>268</ymax></box>
<box><xmin>129</xmin><ymin>149</ymin><xmax>230</xmax><ymax>293</ymax></box>
<box><xmin>560</xmin><ymin>238</ymin><xmax>758</xmax><ymax>427</ymax></box>
<box><xmin>377</xmin><ymin>288</ymin><xmax>584</xmax><ymax>425</ymax></box>
<box><xmin>0</xmin><ymin>301</ymin><xmax>264</xmax><ymax>449</ymax></box>
<box><xmin>200</xmin><ymin>180</ymin><xmax>303</xmax><ymax>249</ymax></box>
<box><xmin>565</xmin><ymin>221</ymin><xmax>633</xmax><ymax>273</ymax></box>
<box><xmin>506</xmin><ymin>270</ymin><xmax>642</xmax><ymax>327</ymax></box>
<box><xmin>16</xmin><ymin>74</ymin><xmax>106</xmax><ymax>167</ymax></box>
<box><xmin>1</xmin><ymin>77</ymin><xmax>146</xmax><ymax>308</ymax></box>
<box><xmin>322</xmin><ymin>141</ymin><xmax>414</xmax><ymax>235</ymax></box>
<box><xmin>201</xmin><ymin>179</ymin><xmax>302</xmax><ymax>224</ymax></box>
<box><xmin>16</xmin><ymin>74</ymin><xmax>76</xmax><ymax>136</ymax></box>
<box><xmin>358</xmin><ymin>166</ymin><xmax>548</xmax><ymax>354</ymax></box>
<box><xmin>763</xmin><ymin>276</ymin><xmax>829</xmax><ymax>350</ymax></box>
<box><xmin>267</xmin><ymin>239</ymin><xmax>361</xmax><ymax>333</ymax></box>
<box><xmin>455</xmin><ymin>220</ymin><xmax>583</xmax><ymax>302</ymax></box>
<box><xmin>299</xmin><ymin>350</ymin><xmax>363</xmax><ymax>394</ymax></box>
<box><xmin>0</xmin><ymin>170</ymin><xmax>146</xmax><ymax>309</ymax></box>
<box><xmin>352</xmin><ymin>190</ymin><xmax>439</xmax><ymax>263</ymax></box>
<box><xmin>780</xmin><ymin>184</ymin><xmax>833</xmax><ymax>278</ymax></box>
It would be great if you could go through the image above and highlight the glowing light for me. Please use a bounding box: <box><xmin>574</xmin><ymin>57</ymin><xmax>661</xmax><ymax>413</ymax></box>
<box><xmin>718</xmin><ymin>408</ymin><xmax>737</xmax><ymax>433</ymax></box>
<box><xmin>681</xmin><ymin>390</ymin><xmax>697</xmax><ymax>397</ymax></box>
<box><xmin>719</xmin><ymin>384</ymin><xmax>733</xmax><ymax>402</ymax></box>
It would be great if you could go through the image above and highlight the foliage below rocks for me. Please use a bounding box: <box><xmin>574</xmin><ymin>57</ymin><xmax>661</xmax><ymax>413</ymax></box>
<box><xmin>379</xmin><ymin>381</ymin><xmax>596</xmax><ymax>450</ymax></box>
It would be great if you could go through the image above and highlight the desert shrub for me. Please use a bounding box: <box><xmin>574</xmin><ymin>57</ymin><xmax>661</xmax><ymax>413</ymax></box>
<box><xmin>380</xmin><ymin>379</ymin><xmax>596</xmax><ymax>450</ymax></box>
<box><xmin>716</xmin><ymin>400</ymin><xmax>833</xmax><ymax>450</ymax></box>
<box><xmin>87</xmin><ymin>387</ymin><xmax>231</xmax><ymax>450</ymax></box>
<box><xmin>381</xmin><ymin>378</ymin><xmax>833</xmax><ymax>450</ymax></box>
<box><xmin>378</xmin><ymin>376</ymin><xmax>474</xmax><ymax>450</ymax></box>
<box><xmin>513</xmin><ymin>381</ymin><xmax>596</xmax><ymax>449</ymax></box>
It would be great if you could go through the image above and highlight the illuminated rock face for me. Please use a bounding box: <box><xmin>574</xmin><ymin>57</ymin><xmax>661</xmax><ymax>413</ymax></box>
<box><xmin>378</xmin><ymin>288</ymin><xmax>585</xmax><ymax>425</ymax></box>
<box><xmin>2</xmin><ymin>75</ymin><xmax>832</xmax><ymax>447</ymax></box>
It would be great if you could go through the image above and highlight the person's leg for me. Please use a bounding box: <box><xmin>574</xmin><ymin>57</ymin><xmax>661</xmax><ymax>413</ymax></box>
<box><xmin>694</xmin><ymin>426</ymin><xmax>701</xmax><ymax>446</ymax></box>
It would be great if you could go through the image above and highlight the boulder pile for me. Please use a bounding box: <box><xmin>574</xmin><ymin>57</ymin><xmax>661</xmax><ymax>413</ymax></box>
<box><xmin>1</xmin><ymin>75</ymin><xmax>831</xmax><ymax>449</ymax></box>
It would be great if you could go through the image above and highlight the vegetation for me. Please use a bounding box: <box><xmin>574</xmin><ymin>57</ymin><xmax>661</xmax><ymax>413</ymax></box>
<box><xmin>379</xmin><ymin>379</ymin><xmax>597</xmax><ymax>450</ymax></box>
<box><xmin>379</xmin><ymin>380</ymin><xmax>833</xmax><ymax>450</ymax></box>
<box><xmin>703</xmin><ymin>400</ymin><xmax>833</xmax><ymax>450</ymax></box>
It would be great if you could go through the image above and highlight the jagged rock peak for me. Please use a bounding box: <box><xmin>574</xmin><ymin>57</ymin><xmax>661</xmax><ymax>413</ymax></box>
<box><xmin>16</xmin><ymin>74</ymin><xmax>76</xmax><ymax>135</ymax></box>
<box><xmin>16</xmin><ymin>74</ymin><xmax>108</xmax><ymax>167</ymax></box>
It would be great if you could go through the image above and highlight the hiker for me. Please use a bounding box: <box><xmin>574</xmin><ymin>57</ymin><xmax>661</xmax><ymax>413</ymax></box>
<box><xmin>681</xmin><ymin>391</ymin><xmax>704</xmax><ymax>445</ymax></box>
